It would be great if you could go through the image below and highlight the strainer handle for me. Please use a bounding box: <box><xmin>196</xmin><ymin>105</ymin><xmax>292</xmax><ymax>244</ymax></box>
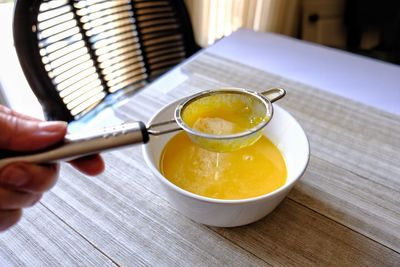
<box><xmin>261</xmin><ymin>88</ymin><xmax>286</xmax><ymax>103</ymax></box>
<box><xmin>0</xmin><ymin>122</ymin><xmax>149</xmax><ymax>169</ymax></box>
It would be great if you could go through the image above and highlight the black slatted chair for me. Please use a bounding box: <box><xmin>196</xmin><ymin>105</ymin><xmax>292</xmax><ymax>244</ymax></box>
<box><xmin>13</xmin><ymin>0</ymin><xmax>199</xmax><ymax>122</ymax></box>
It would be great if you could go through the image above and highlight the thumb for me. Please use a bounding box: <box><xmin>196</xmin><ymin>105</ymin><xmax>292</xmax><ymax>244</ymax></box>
<box><xmin>0</xmin><ymin>112</ymin><xmax>67</xmax><ymax>151</ymax></box>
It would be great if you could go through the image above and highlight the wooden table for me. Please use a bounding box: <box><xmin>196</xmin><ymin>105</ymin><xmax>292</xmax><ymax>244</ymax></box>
<box><xmin>1</xmin><ymin>30</ymin><xmax>399</xmax><ymax>266</ymax></box>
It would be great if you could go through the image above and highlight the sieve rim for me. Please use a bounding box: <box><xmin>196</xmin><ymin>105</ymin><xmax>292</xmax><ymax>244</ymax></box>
<box><xmin>174</xmin><ymin>88</ymin><xmax>274</xmax><ymax>140</ymax></box>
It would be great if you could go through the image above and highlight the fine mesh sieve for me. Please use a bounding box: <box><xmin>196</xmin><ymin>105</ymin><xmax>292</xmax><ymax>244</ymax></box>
<box><xmin>0</xmin><ymin>88</ymin><xmax>285</xmax><ymax>168</ymax></box>
<box><xmin>173</xmin><ymin>88</ymin><xmax>285</xmax><ymax>152</ymax></box>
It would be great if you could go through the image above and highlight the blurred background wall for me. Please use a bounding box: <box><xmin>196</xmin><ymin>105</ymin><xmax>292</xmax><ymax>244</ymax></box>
<box><xmin>185</xmin><ymin>0</ymin><xmax>400</xmax><ymax>64</ymax></box>
<box><xmin>185</xmin><ymin>0</ymin><xmax>301</xmax><ymax>47</ymax></box>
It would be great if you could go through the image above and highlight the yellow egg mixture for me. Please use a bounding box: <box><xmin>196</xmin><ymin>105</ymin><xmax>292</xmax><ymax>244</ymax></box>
<box><xmin>160</xmin><ymin>132</ymin><xmax>287</xmax><ymax>200</ymax></box>
<box><xmin>160</xmin><ymin>93</ymin><xmax>287</xmax><ymax>200</ymax></box>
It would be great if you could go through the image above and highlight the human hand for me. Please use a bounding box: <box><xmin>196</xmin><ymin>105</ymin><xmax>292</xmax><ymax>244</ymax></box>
<box><xmin>0</xmin><ymin>105</ymin><xmax>104</xmax><ymax>231</ymax></box>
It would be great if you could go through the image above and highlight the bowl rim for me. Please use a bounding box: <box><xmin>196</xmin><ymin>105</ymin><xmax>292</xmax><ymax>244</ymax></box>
<box><xmin>142</xmin><ymin>97</ymin><xmax>310</xmax><ymax>204</ymax></box>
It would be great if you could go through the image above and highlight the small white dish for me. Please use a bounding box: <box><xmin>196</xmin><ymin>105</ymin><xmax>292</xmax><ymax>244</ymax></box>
<box><xmin>143</xmin><ymin>98</ymin><xmax>310</xmax><ymax>227</ymax></box>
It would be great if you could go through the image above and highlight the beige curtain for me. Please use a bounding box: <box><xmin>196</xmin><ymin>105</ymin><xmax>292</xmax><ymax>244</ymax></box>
<box><xmin>185</xmin><ymin>0</ymin><xmax>301</xmax><ymax>47</ymax></box>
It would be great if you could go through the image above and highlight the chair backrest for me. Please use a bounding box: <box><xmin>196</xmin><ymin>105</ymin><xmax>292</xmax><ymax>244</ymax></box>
<box><xmin>13</xmin><ymin>0</ymin><xmax>199</xmax><ymax>122</ymax></box>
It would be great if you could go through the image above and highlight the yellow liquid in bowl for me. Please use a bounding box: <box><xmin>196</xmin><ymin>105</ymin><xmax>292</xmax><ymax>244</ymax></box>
<box><xmin>160</xmin><ymin>132</ymin><xmax>287</xmax><ymax>200</ymax></box>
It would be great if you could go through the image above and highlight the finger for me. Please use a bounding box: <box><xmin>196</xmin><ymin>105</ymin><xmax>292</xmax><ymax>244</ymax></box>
<box><xmin>0</xmin><ymin>163</ymin><xmax>59</xmax><ymax>194</ymax></box>
<box><xmin>69</xmin><ymin>154</ymin><xmax>105</xmax><ymax>176</ymax></box>
<box><xmin>0</xmin><ymin>105</ymin><xmax>41</xmax><ymax>121</ymax></box>
<box><xmin>0</xmin><ymin>209</ymin><xmax>22</xmax><ymax>232</ymax></box>
<box><xmin>0</xmin><ymin>111</ymin><xmax>67</xmax><ymax>151</ymax></box>
<box><xmin>0</xmin><ymin>188</ymin><xmax>42</xmax><ymax>210</ymax></box>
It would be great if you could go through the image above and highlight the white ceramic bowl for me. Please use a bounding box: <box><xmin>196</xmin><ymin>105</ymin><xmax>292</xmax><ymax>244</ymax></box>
<box><xmin>143</xmin><ymin>99</ymin><xmax>310</xmax><ymax>227</ymax></box>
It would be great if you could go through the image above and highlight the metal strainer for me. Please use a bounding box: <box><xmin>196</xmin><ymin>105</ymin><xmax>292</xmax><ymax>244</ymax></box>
<box><xmin>0</xmin><ymin>88</ymin><xmax>285</xmax><ymax>168</ymax></box>
<box><xmin>174</xmin><ymin>88</ymin><xmax>285</xmax><ymax>152</ymax></box>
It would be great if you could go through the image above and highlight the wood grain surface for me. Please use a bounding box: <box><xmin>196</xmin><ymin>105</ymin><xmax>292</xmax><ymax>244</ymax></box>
<box><xmin>0</xmin><ymin>52</ymin><xmax>398</xmax><ymax>266</ymax></box>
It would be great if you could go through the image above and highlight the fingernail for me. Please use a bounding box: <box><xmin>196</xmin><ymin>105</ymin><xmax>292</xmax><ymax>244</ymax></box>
<box><xmin>0</xmin><ymin>165</ymin><xmax>30</xmax><ymax>187</ymax></box>
<box><xmin>38</xmin><ymin>121</ymin><xmax>68</xmax><ymax>132</ymax></box>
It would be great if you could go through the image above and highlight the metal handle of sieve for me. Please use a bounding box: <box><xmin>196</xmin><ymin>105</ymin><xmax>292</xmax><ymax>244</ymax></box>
<box><xmin>261</xmin><ymin>88</ymin><xmax>286</xmax><ymax>103</ymax></box>
<box><xmin>0</xmin><ymin>122</ymin><xmax>150</xmax><ymax>169</ymax></box>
